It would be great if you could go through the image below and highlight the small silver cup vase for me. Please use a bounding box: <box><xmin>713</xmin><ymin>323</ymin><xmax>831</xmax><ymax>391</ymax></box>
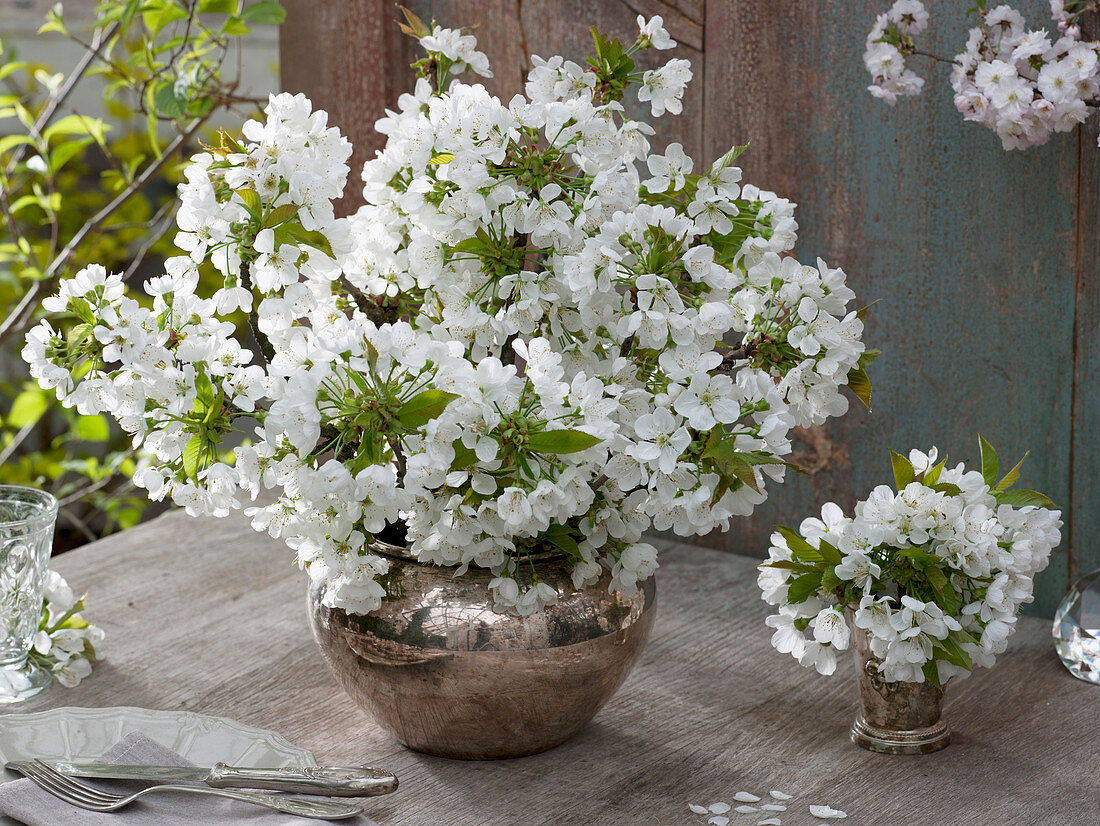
<box><xmin>849</xmin><ymin>623</ymin><xmax>950</xmax><ymax>754</ymax></box>
<box><xmin>0</xmin><ymin>485</ymin><xmax>57</xmax><ymax>702</ymax></box>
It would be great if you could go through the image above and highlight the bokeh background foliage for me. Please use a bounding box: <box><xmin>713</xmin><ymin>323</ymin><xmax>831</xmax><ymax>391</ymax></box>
<box><xmin>0</xmin><ymin>0</ymin><xmax>280</xmax><ymax>548</ymax></box>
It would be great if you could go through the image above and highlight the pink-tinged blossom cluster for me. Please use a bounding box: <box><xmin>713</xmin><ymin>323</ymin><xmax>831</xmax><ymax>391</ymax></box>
<box><xmin>866</xmin><ymin>1</ymin><xmax>1100</xmax><ymax>150</ymax></box>
<box><xmin>26</xmin><ymin>19</ymin><xmax>870</xmax><ymax>617</ymax></box>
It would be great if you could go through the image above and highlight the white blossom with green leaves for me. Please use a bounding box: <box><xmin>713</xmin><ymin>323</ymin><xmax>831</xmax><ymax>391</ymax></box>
<box><xmin>28</xmin><ymin>569</ymin><xmax>102</xmax><ymax>688</ymax></box>
<box><xmin>759</xmin><ymin>438</ymin><xmax>1061</xmax><ymax>684</ymax></box>
<box><xmin>25</xmin><ymin>14</ymin><xmax>873</xmax><ymax>616</ymax></box>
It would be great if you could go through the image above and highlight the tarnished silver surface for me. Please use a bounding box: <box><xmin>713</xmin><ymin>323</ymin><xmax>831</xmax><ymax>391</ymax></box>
<box><xmin>849</xmin><ymin>623</ymin><xmax>950</xmax><ymax>755</ymax></box>
<box><xmin>309</xmin><ymin>540</ymin><xmax>657</xmax><ymax>760</ymax></box>
<box><xmin>35</xmin><ymin>762</ymin><xmax>398</xmax><ymax>797</ymax></box>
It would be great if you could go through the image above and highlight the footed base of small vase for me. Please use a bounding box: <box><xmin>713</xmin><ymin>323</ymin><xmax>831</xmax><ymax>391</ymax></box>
<box><xmin>0</xmin><ymin>661</ymin><xmax>50</xmax><ymax>704</ymax></box>
<box><xmin>850</xmin><ymin>717</ymin><xmax>951</xmax><ymax>755</ymax></box>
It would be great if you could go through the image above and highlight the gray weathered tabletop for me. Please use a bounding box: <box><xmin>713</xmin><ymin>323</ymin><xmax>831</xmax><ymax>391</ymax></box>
<box><xmin>19</xmin><ymin>508</ymin><xmax>1097</xmax><ymax>825</ymax></box>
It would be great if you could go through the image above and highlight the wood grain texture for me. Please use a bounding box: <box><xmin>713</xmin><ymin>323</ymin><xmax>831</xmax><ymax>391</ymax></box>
<box><xmin>700</xmin><ymin>1</ymin><xmax>1081</xmax><ymax>616</ymax></box>
<box><xmin>278</xmin><ymin>0</ymin><xmax>1094</xmax><ymax>615</ymax></box>
<box><xmin>26</xmin><ymin>508</ymin><xmax>1098</xmax><ymax>825</ymax></box>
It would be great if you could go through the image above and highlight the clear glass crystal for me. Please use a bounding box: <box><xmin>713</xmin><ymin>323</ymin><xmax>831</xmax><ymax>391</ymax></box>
<box><xmin>0</xmin><ymin>486</ymin><xmax>57</xmax><ymax>702</ymax></box>
<box><xmin>1053</xmin><ymin>569</ymin><xmax>1100</xmax><ymax>685</ymax></box>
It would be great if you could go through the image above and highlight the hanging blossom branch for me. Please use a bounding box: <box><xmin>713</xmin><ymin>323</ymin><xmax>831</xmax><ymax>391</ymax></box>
<box><xmin>864</xmin><ymin>1</ymin><xmax>1100</xmax><ymax>150</ymax></box>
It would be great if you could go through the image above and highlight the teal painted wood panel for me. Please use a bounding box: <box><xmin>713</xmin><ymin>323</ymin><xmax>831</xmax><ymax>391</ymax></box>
<box><xmin>281</xmin><ymin>0</ymin><xmax>1092</xmax><ymax>615</ymax></box>
<box><xmin>702</xmin><ymin>1</ymin><xmax>1082</xmax><ymax>617</ymax></box>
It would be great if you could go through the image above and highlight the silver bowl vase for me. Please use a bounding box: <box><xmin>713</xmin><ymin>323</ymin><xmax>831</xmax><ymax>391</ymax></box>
<box><xmin>308</xmin><ymin>539</ymin><xmax>657</xmax><ymax>760</ymax></box>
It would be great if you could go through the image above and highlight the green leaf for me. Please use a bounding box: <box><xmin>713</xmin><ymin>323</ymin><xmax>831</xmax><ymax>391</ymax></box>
<box><xmin>890</xmin><ymin>449</ymin><xmax>914</xmax><ymax>490</ymax></box>
<box><xmin>922</xmin><ymin>458</ymin><xmax>946</xmax><ymax>486</ymax></box>
<box><xmin>449</xmin><ymin>440</ymin><xmax>479</xmax><ymax>470</ymax></box>
<box><xmin>152</xmin><ymin>80</ymin><xmax>187</xmax><ymax>119</ymax></box>
<box><xmin>48</xmin><ymin>137</ymin><xmax>93</xmax><ymax>174</ymax></box>
<box><xmin>994</xmin><ymin>488</ymin><xmax>1057</xmax><ymax>509</ymax></box>
<box><xmin>760</xmin><ymin>559</ymin><xmax>818</xmax><ymax>572</ymax></box>
<box><xmin>428</xmin><ymin>152</ymin><xmax>455</xmax><ymax>165</ymax></box>
<box><xmin>199</xmin><ymin>0</ymin><xmax>239</xmax><ymax>12</ymax></box>
<box><xmin>42</xmin><ymin>114</ymin><xmax>110</xmax><ymax>144</ymax></box>
<box><xmin>527</xmin><ymin>429</ymin><xmax>602</xmax><ymax>454</ymax></box>
<box><xmin>930</xmin><ymin>482</ymin><xmax>962</xmax><ymax>495</ymax></box>
<box><xmin>846</xmin><ymin>364</ymin><xmax>873</xmax><ymax>410</ymax></box>
<box><xmin>75</xmin><ymin>415</ymin><xmax>109</xmax><ymax>442</ymax></box>
<box><xmin>994</xmin><ymin>451</ymin><xmax>1029</xmax><ymax>492</ymax></box>
<box><xmin>263</xmin><ymin>203</ymin><xmax>299</xmax><ymax>227</ymax></box>
<box><xmin>786</xmin><ymin>571</ymin><xmax>823</xmax><ymax>605</ymax></box>
<box><xmin>119</xmin><ymin>0</ymin><xmax>142</xmax><ymax>31</ymax></box>
<box><xmin>236</xmin><ymin>187</ymin><xmax>261</xmax><ymax>216</ymax></box>
<box><xmin>396</xmin><ymin>389</ymin><xmax>459</xmax><ymax>428</ymax></box>
<box><xmin>221</xmin><ymin>16</ymin><xmax>251</xmax><ymax>35</ymax></box>
<box><xmin>820</xmin><ymin>565</ymin><xmax>842</xmax><ymax>594</ymax></box>
<box><xmin>241</xmin><ymin>1</ymin><xmax>286</xmax><ymax>23</ymax></box>
<box><xmin>896</xmin><ymin>546</ymin><xmax>939</xmax><ymax>569</ymax></box>
<box><xmin>979</xmin><ymin>435</ymin><xmax>998</xmax><ymax>486</ymax></box>
<box><xmin>922</xmin><ymin>660</ymin><xmax>943</xmax><ymax>689</ymax></box>
<box><xmin>925</xmin><ymin>565</ymin><xmax>958</xmax><ymax>615</ymax></box>
<box><xmin>182</xmin><ymin>434</ymin><xmax>203</xmax><ymax>480</ymax></box>
<box><xmin>856</xmin><ymin>299</ymin><xmax>882</xmax><ymax>321</ymax></box>
<box><xmin>538</xmin><ymin>524</ymin><xmax>580</xmax><ymax>557</ymax></box>
<box><xmin>7</xmin><ymin>388</ymin><xmax>48</xmax><ymax>427</ymax></box>
<box><xmin>816</xmin><ymin>538</ymin><xmax>842</xmax><ymax>567</ymax></box>
<box><xmin>775</xmin><ymin>525</ymin><xmax>824</xmax><ymax>563</ymax></box>
<box><xmin>278</xmin><ymin>223</ymin><xmax>334</xmax><ymax>258</ymax></box>
<box><xmin>934</xmin><ymin>637</ymin><xmax>972</xmax><ymax>671</ymax></box>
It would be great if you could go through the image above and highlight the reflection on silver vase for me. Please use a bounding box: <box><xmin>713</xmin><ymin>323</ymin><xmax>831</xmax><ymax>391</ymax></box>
<box><xmin>0</xmin><ymin>485</ymin><xmax>57</xmax><ymax>703</ymax></box>
<box><xmin>849</xmin><ymin>623</ymin><xmax>950</xmax><ymax>754</ymax></box>
<box><xmin>309</xmin><ymin>539</ymin><xmax>656</xmax><ymax>759</ymax></box>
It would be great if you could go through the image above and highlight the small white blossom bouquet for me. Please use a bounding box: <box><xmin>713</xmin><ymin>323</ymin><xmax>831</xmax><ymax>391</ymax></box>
<box><xmin>28</xmin><ymin>570</ymin><xmax>103</xmax><ymax>688</ymax></box>
<box><xmin>25</xmin><ymin>13</ymin><xmax>874</xmax><ymax>616</ymax></box>
<box><xmin>759</xmin><ymin>438</ymin><xmax>1062</xmax><ymax>684</ymax></box>
<box><xmin>865</xmin><ymin>0</ymin><xmax>1100</xmax><ymax>150</ymax></box>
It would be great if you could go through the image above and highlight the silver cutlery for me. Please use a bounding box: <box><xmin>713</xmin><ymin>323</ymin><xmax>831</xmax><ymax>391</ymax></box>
<box><xmin>13</xmin><ymin>759</ymin><xmax>364</xmax><ymax>820</ymax></box>
<box><xmin>6</xmin><ymin>760</ymin><xmax>398</xmax><ymax>797</ymax></box>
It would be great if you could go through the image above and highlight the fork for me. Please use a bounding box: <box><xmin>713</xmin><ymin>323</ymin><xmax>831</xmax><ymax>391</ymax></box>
<box><xmin>15</xmin><ymin>759</ymin><xmax>364</xmax><ymax>820</ymax></box>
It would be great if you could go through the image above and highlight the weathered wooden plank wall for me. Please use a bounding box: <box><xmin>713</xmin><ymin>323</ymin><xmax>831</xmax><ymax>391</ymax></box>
<box><xmin>281</xmin><ymin>0</ymin><xmax>1096</xmax><ymax>616</ymax></box>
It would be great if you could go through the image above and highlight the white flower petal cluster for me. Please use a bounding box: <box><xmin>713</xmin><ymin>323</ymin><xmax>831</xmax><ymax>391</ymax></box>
<box><xmin>26</xmin><ymin>23</ymin><xmax>869</xmax><ymax>617</ymax></box>
<box><xmin>950</xmin><ymin>4</ymin><xmax>1100</xmax><ymax>149</ymax></box>
<box><xmin>760</xmin><ymin>446</ymin><xmax>1062</xmax><ymax>683</ymax></box>
<box><xmin>29</xmin><ymin>569</ymin><xmax>103</xmax><ymax>688</ymax></box>
<box><xmin>864</xmin><ymin>0</ymin><xmax>930</xmax><ymax>105</ymax></box>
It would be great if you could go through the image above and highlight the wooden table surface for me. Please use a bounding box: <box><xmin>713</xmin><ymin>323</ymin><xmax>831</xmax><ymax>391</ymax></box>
<box><xmin>20</xmin><ymin>508</ymin><xmax>1097</xmax><ymax>825</ymax></box>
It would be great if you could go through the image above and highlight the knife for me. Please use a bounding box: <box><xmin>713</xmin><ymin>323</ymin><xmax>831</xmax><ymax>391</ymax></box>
<box><xmin>5</xmin><ymin>762</ymin><xmax>398</xmax><ymax>797</ymax></box>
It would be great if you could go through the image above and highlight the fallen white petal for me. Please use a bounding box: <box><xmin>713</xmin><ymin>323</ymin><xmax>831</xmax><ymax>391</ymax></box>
<box><xmin>735</xmin><ymin>792</ymin><xmax>762</xmax><ymax>802</ymax></box>
<box><xmin>710</xmin><ymin>802</ymin><xmax>731</xmax><ymax>814</ymax></box>
<box><xmin>809</xmin><ymin>805</ymin><xmax>847</xmax><ymax>819</ymax></box>
<box><xmin>689</xmin><ymin>804</ymin><xmax>708</xmax><ymax>814</ymax></box>
<box><xmin>735</xmin><ymin>805</ymin><xmax>759</xmax><ymax>813</ymax></box>
<box><xmin>762</xmin><ymin>804</ymin><xmax>787</xmax><ymax>811</ymax></box>
<box><xmin>708</xmin><ymin>818</ymin><xmax>730</xmax><ymax>826</ymax></box>
<box><xmin>769</xmin><ymin>791</ymin><xmax>793</xmax><ymax>800</ymax></box>
<box><xmin>757</xmin><ymin>819</ymin><xmax>782</xmax><ymax>826</ymax></box>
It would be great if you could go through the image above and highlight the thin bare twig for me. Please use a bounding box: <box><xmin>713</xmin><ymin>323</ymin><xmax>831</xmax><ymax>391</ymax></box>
<box><xmin>122</xmin><ymin>200</ymin><xmax>178</xmax><ymax>281</ymax></box>
<box><xmin>0</xmin><ymin>421</ymin><xmax>36</xmax><ymax>466</ymax></box>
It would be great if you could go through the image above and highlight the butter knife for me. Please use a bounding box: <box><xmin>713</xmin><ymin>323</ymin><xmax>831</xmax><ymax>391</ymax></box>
<box><xmin>5</xmin><ymin>762</ymin><xmax>398</xmax><ymax>797</ymax></box>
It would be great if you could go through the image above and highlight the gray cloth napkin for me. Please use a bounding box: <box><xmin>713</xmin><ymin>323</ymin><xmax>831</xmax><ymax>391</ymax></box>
<box><xmin>0</xmin><ymin>732</ymin><xmax>379</xmax><ymax>825</ymax></box>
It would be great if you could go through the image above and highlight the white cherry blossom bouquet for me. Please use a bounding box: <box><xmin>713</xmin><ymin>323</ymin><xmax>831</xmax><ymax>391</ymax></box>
<box><xmin>759</xmin><ymin>438</ymin><xmax>1061</xmax><ymax>684</ymax></box>
<box><xmin>24</xmin><ymin>13</ymin><xmax>874</xmax><ymax>617</ymax></box>
<box><xmin>28</xmin><ymin>569</ymin><xmax>103</xmax><ymax>688</ymax></box>
<box><xmin>865</xmin><ymin>0</ymin><xmax>1100</xmax><ymax>150</ymax></box>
